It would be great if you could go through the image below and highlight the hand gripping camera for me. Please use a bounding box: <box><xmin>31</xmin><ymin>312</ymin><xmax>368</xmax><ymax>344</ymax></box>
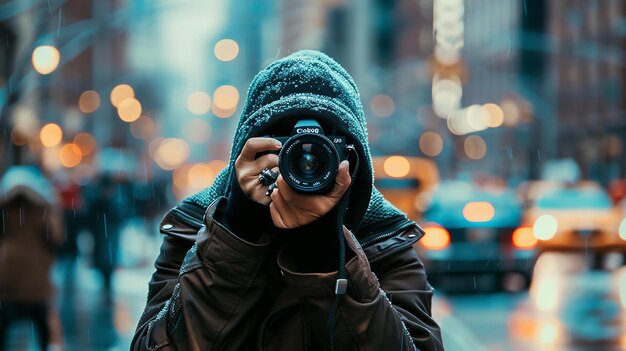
<box><xmin>261</xmin><ymin>119</ymin><xmax>352</xmax><ymax>195</ymax></box>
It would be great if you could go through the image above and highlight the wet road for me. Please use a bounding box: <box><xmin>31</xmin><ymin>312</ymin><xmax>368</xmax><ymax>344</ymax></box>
<box><xmin>4</xmin><ymin>242</ymin><xmax>625</xmax><ymax>350</ymax></box>
<box><xmin>437</xmin><ymin>251</ymin><xmax>626</xmax><ymax>351</ymax></box>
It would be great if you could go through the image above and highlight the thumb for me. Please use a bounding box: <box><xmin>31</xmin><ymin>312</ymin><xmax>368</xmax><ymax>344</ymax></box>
<box><xmin>328</xmin><ymin>160</ymin><xmax>351</xmax><ymax>199</ymax></box>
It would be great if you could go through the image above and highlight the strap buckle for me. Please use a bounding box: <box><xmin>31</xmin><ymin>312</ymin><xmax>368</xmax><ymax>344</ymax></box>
<box><xmin>335</xmin><ymin>278</ymin><xmax>348</xmax><ymax>295</ymax></box>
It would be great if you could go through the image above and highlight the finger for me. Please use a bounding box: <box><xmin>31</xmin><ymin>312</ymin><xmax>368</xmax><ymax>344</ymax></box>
<box><xmin>250</xmin><ymin>183</ymin><xmax>272</xmax><ymax>205</ymax></box>
<box><xmin>275</xmin><ymin>174</ymin><xmax>300</xmax><ymax>203</ymax></box>
<box><xmin>270</xmin><ymin>188</ymin><xmax>290</xmax><ymax>216</ymax></box>
<box><xmin>252</xmin><ymin>153</ymin><xmax>279</xmax><ymax>171</ymax></box>
<box><xmin>327</xmin><ymin>160</ymin><xmax>351</xmax><ymax>200</ymax></box>
<box><xmin>269</xmin><ymin>202</ymin><xmax>287</xmax><ymax>228</ymax></box>
<box><xmin>239</xmin><ymin>137</ymin><xmax>282</xmax><ymax>162</ymax></box>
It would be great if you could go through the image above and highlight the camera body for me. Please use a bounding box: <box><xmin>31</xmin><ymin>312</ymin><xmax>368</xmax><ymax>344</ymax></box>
<box><xmin>260</xmin><ymin>119</ymin><xmax>350</xmax><ymax>194</ymax></box>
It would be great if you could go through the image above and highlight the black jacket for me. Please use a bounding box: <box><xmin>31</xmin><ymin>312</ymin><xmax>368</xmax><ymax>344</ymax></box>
<box><xmin>131</xmin><ymin>199</ymin><xmax>444</xmax><ymax>350</ymax></box>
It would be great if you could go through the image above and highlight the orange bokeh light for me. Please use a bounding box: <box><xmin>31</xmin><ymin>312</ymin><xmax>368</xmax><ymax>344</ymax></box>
<box><xmin>73</xmin><ymin>132</ymin><xmax>96</xmax><ymax>156</ymax></box>
<box><xmin>420</xmin><ymin>224</ymin><xmax>450</xmax><ymax>250</ymax></box>
<box><xmin>214</xmin><ymin>39</ymin><xmax>239</xmax><ymax>62</ymax></box>
<box><xmin>117</xmin><ymin>98</ymin><xmax>142</xmax><ymax>122</ymax></box>
<box><xmin>110</xmin><ymin>84</ymin><xmax>135</xmax><ymax>107</ymax></box>
<box><xmin>383</xmin><ymin>156</ymin><xmax>411</xmax><ymax>178</ymax></box>
<box><xmin>512</xmin><ymin>227</ymin><xmax>537</xmax><ymax>249</ymax></box>
<box><xmin>370</xmin><ymin>94</ymin><xmax>395</xmax><ymax>118</ymax></box>
<box><xmin>59</xmin><ymin>143</ymin><xmax>82</xmax><ymax>168</ymax></box>
<box><xmin>78</xmin><ymin>90</ymin><xmax>101</xmax><ymax>113</ymax></box>
<box><xmin>188</xmin><ymin>163</ymin><xmax>215</xmax><ymax>188</ymax></box>
<box><xmin>40</xmin><ymin>123</ymin><xmax>63</xmax><ymax>147</ymax></box>
<box><xmin>462</xmin><ymin>202</ymin><xmax>495</xmax><ymax>222</ymax></box>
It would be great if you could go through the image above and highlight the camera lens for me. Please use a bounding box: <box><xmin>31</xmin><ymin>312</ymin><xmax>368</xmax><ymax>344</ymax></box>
<box><xmin>297</xmin><ymin>144</ymin><xmax>320</xmax><ymax>176</ymax></box>
<box><xmin>298</xmin><ymin>153</ymin><xmax>319</xmax><ymax>175</ymax></box>
<box><xmin>279</xmin><ymin>133</ymin><xmax>339</xmax><ymax>194</ymax></box>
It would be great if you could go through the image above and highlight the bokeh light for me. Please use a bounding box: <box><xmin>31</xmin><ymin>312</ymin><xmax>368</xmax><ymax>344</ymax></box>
<box><xmin>148</xmin><ymin>137</ymin><xmax>164</xmax><ymax>159</ymax></box>
<box><xmin>213</xmin><ymin>85</ymin><xmax>239</xmax><ymax>118</ymax></box>
<box><xmin>73</xmin><ymin>132</ymin><xmax>96</xmax><ymax>156</ymax></box>
<box><xmin>110</xmin><ymin>84</ymin><xmax>135</xmax><ymax>107</ymax></box>
<box><xmin>533</xmin><ymin>214</ymin><xmax>558</xmax><ymax>240</ymax></box>
<box><xmin>41</xmin><ymin>146</ymin><xmax>61</xmax><ymax>171</ymax></box>
<box><xmin>130</xmin><ymin>115</ymin><xmax>156</xmax><ymax>139</ymax></box>
<box><xmin>10</xmin><ymin>107</ymin><xmax>38</xmax><ymax>138</ymax></box>
<box><xmin>512</xmin><ymin>227</ymin><xmax>537</xmax><ymax>248</ymax></box>
<box><xmin>39</xmin><ymin>123</ymin><xmax>63</xmax><ymax>147</ymax></box>
<box><xmin>187</xmin><ymin>91</ymin><xmax>212</xmax><ymax>115</ymax></box>
<box><xmin>537</xmin><ymin>320</ymin><xmax>560</xmax><ymax>344</ymax></box>
<box><xmin>432</xmin><ymin>76</ymin><xmax>462</xmax><ymax>118</ymax></box>
<box><xmin>464</xmin><ymin>135</ymin><xmax>486</xmax><ymax>160</ymax></box>
<box><xmin>207</xmin><ymin>159</ymin><xmax>228</xmax><ymax>173</ymax></box>
<box><xmin>213</xmin><ymin>106</ymin><xmax>237</xmax><ymax>118</ymax></box>
<box><xmin>188</xmin><ymin>163</ymin><xmax>215</xmax><ymax>188</ymax></box>
<box><xmin>532</xmin><ymin>277</ymin><xmax>559</xmax><ymax>312</ymax></box>
<box><xmin>172</xmin><ymin>165</ymin><xmax>191</xmax><ymax>190</ymax></box>
<box><xmin>78</xmin><ymin>90</ymin><xmax>101</xmax><ymax>113</ymax></box>
<box><xmin>383</xmin><ymin>156</ymin><xmax>411</xmax><ymax>178</ymax></box>
<box><xmin>214</xmin><ymin>39</ymin><xmax>239</xmax><ymax>61</ymax></box>
<box><xmin>421</xmin><ymin>225</ymin><xmax>451</xmax><ymax>250</ymax></box>
<box><xmin>462</xmin><ymin>201</ymin><xmax>495</xmax><ymax>222</ymax></box>
<box><xmin>154</xmin><ymin>138</ymin><xmax>190</xmax><ymax>170</ymax></box>
<box><xmin>370</xmin><ymin>95</ymin><xmax>395</xmax><ymax>118</ymax></box>
<box><xmin>483</xmin><ymin>103</ymin><xmax>504</xmax><ymax>128</ymax></box>
<box><xmin>117</xmin><ymin>98</ymin><xmax>142</xmax><ymax>122</ymax></box>
<box><xmin>419</xmin><ymin>132</ymin><xmax>444</xmax><ymax>157</ymax></box>
<box><xmin>501</xmin><ymin>99</ymin><xmax>520</xmax><ymax>126</ymax></box>
<box><xmin>213</xmin><ymin>85</ymin><xmax>239</xmax><ymax>110</ymax></box>
<box><xmin>32</xmin><ymin>45</ymin><xmax>60</xmax><ymax>75</ymax></box>
<box><xmin>466</xmin><ymin>104</ymin><xmax>488</xmax><ymax>131</ymax></box>
<box><xmin>59</xmin><ymin>143</ymin><xmax>82</xmax><ymax>168</ymax></box>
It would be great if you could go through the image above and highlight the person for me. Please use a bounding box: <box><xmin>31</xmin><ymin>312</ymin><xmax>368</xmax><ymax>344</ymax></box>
<box><xmin>54</xmin><ymin>171</ymin><xmax>84</xmax><ymax>288</ymax></box>
<box><xmin>86</xmin><ymin>174</ymin><xmax>125</xmax><ymax>298</ymax></box>
<box><xmin>131</xmin><ymin>50</ymin><xmax>443</xmax><ymax>350</ymax></box>
<box><xmin>0</xmin><ymin>166</ymin><xmax>64</xmax><ymax>351</ymax></box>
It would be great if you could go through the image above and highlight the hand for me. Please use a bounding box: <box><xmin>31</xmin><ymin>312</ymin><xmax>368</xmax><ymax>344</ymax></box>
<box><xmin>269</xmin><ymin>160</ymin><xmax>351</xmax><ymax>229</ymax></box>
<box><xmin>234</xmin><ymin>137</ymin><xmax>282</xmax><ymax>205</ymax></box>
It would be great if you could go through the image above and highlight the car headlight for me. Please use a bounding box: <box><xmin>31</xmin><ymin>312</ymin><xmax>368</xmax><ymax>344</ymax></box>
<box><xmin>619</xmin><ymin>218</ymin><xmax>626</xmax><ymax>241</ymax></box>
<box><xmin>533</xmin><ymin>214</ymin><xmax>558</xmax><ymax>241</ymax></box>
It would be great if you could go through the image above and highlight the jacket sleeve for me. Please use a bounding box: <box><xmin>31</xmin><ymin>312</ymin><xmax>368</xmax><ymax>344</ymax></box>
<box><xmin>131</xmin><ymin>198</ymin><xmax>273</xmax><ymax>351</ymax></box>
<box><xmin>277</xmin><ymin>227</ymin><xmax>444</xmax><ymax>351</ymax></box>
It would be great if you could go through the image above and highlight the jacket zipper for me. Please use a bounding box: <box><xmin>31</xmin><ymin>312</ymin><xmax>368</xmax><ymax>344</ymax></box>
<box><xmin>360</xmin><ymin>220</ymin><xmax>418</xmax><ymax>247</ymax></box>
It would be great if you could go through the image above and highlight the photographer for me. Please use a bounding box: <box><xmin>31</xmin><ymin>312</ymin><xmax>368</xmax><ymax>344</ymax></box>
<box><xmin>132</xmin><ymin>50</ymin><xmax>443</xmax><ymax>350</ymax></box>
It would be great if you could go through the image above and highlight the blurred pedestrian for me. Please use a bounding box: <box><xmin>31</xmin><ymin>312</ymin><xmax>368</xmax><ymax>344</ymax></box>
<box><xmin>54</xmin><ymin>171</ymin><xmax>84</xmax><ymax>288</ymax></box>
<box><xmin>86</xmin><ymin>174</ymin><xmax>124</xmax><ymax>298</ymax></box>
<box><xmin>0</xmin><ymin>166</ymin><xmax>64</xmax><ymax>351</ymax></box>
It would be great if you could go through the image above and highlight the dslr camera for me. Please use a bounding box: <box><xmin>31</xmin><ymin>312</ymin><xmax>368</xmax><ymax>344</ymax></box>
<box><xmin>260</xmin><ymin>119</ymin><xmax>352</xmax><ymax>195</ymax></box>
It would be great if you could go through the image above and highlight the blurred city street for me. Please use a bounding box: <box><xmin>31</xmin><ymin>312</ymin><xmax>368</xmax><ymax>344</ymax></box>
<box><xmin>2</xmin><ymin>0</ymin><xmax>626</xmax><ymax>350</ymax></box>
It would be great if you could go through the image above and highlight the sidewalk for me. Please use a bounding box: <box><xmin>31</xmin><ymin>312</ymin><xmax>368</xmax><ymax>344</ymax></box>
<box><xmin>4</xmin><ymin>220</ymin><xmax>161</xmax><ymax>351</ymax></box>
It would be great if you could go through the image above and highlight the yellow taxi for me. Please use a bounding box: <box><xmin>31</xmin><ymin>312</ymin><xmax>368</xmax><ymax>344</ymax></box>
<box><xmin>522</xmin><ymin>182</ymin><xmax>626</xmax><ymax>252</ymax></box>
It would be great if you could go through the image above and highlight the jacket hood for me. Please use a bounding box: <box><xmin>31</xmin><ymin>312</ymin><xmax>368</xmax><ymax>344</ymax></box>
<box><xmin>184</xmin><ymin>50</ymin><xmax>412</xmax><ymax>241</ymax></box>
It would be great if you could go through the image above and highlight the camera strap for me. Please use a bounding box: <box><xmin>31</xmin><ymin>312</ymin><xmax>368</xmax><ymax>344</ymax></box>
<box><xmin>327</xmin><ymin>145</ymin><xmax>359</xmax><ymax>351</ymax></box>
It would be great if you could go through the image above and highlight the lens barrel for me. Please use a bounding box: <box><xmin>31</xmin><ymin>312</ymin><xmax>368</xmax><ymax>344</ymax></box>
<box><xmin>278</xmin><ymin>133</ymin><xmax>339</xmax><ymax>194</ymax></box>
